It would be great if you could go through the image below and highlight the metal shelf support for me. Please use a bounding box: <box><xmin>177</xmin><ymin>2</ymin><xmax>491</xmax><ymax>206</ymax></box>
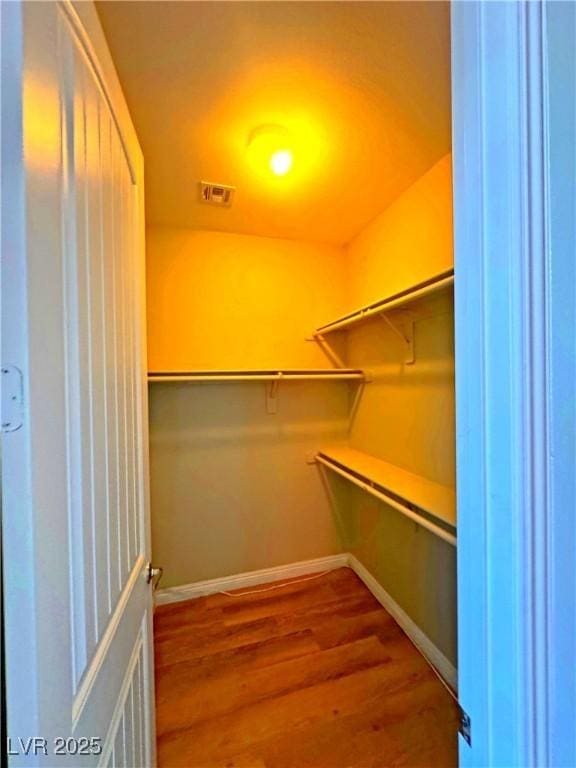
<box><xmin>307</xmin><ymin>333</ymin><xmax>347</xmax><ymax>369</ymax></box>
<box><xmin>266</xmin><ymin>377</ymin><xmax>281</xmax><ymax>414</ymax></box>
<box><xmin>381</xmin><ymin>315</ymin><xmax>415</xmax><ymax>364</ymax></box>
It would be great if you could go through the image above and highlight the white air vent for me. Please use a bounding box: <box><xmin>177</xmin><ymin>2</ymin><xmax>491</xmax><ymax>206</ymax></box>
<box><xmin>199</xmin><ymin>181</ymin><xmax>235</xmax><ymax>207</ymax></box>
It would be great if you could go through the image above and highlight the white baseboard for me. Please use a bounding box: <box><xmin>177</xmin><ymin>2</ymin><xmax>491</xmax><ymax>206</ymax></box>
<box><xmin>155</xmin><ymin>551</ymin><xmax>457</xmax><ymax>692</ymax></box>
<box><xmin>154</xmin><ymin>553</ymin><xmax>350</xmax><ymax>606</ymax></box>
<box><xmin>347</xmin><ymin>554</ymin><xmax>458</xmax><ymax>691</ymax></box>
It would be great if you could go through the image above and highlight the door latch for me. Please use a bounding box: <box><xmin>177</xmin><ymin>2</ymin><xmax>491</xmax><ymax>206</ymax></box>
<box><xmin>146</xmin><ymin>563</ymin><xmax>163</xmax><ymax>590</ymax></box>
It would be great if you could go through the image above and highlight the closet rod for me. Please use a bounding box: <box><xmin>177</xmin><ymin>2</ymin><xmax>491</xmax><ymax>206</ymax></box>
<box><xmin>314</xmin><ymin>270</ymin><xmax>454</xmax><ymax>335</ymax></box>
<box><xmin>148</xmin><ymin>370</ymin><xmax>366</xmax><ymax>383</ymax></box>
<box><xmin>315</xmin><ymin>454</ymin><xmax>457</xmax><ymax>547</ymax></box>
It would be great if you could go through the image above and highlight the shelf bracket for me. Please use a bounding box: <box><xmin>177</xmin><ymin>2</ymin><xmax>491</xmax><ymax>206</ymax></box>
<box><xmin>265</xmin><ymin>376</ymin><xmax>281</xmax><ymax>414</ymax></box>
<box><xmin>380</xmin><ymin>315</ymin><xmax>415</xmax><ymax>364</ymax></box>
<box><xmin>308</xmin><ymin>333</ymin><xmax>347</xmax><ymax>369</ymax></box>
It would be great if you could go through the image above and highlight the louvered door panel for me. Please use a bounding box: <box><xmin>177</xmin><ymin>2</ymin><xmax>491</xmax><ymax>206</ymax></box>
<box><xmin>3</xmin><ymin>2</ymin><xmax>154</xmax><ymax>765</ymax></box>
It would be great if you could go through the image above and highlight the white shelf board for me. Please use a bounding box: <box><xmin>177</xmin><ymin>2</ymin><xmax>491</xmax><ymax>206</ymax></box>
<box><xmin>317</xmin><ymin>445</ymin><xmax>456</xmax><ymax>531</ymax></box>
<box><xmin>314</xmin><ymin>269</ymin><xmax>454</xmax><ymax>336</ymax></box>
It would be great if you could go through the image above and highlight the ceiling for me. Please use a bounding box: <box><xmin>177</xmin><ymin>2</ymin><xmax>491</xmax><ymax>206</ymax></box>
<box><xmin>97</xmin><ymin>1</ymin><xmax>451</xmax><ymax>246</ymax></box>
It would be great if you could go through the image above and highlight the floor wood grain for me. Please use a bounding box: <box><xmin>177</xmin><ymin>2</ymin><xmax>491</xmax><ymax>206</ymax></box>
<box><xmin>154</xmin><ymin>567</ymin><xmax>458</xmax><ymax>768</ymax></box>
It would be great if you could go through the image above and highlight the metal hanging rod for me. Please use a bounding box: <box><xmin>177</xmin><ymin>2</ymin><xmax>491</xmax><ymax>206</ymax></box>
<box><xmin>148</xmin><ymin>369</ymin><xmax>367</xmax><ymax>383</ymax></box>
<box><xmin>315</xmin><ymin>452</ymin><xmax>456</xmax><ymax>547</ymax></box>
<box><xmin>314</xmin><ymin>269</ymin><xmax>454</xmax><ymax>336</ymax></box>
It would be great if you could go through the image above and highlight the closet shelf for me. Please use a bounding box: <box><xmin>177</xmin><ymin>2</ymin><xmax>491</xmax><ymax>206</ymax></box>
<box><xmin>315</xmin><ymin>445</ymin><xmax>456</xmax><ymax>546</ymax></box>
<box><xmin>313</xmin><ymin>269</ymin><xmax>454</xmax><ymax>336</ymax></box>
<box><xmin>148</xmin><ymin>368</ymin><xmax>367</xmax><ymax>383</ymax></box>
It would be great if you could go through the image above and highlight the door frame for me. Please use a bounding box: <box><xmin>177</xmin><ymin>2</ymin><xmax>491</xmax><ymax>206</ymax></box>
<box><xmin>452</xmin><ymin>1</ymin><xmax>575</xmax><ymax>765</ymax></box>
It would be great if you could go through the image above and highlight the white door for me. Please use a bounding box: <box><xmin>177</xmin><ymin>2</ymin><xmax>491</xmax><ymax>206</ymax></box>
<box><xmin>1</xmin><ymin>1</ymin><xmax>155</xmax><ymax>765</ymax></box>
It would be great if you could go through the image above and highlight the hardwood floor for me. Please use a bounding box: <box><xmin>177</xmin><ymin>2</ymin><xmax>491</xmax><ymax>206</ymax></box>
<box><xmin>154</xmin><ymin>567</ymin><xmax>458</xmax><ymax>768</ymax></box>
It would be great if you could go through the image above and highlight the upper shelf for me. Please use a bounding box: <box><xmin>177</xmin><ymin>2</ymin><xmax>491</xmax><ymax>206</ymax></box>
<box><xmin>316</xmin><ymin>445</ymin><xmax>456</xmax><ymax>546</ymax></box>
<box><xmin>148</xmin><ymin>368</ymin><xmax>367</xmax><ymax>383</ymax></box>
<box><xmin>314</xmin><ymin>269</ymin><xmax>454</xmax><ymax>336</ymax></box>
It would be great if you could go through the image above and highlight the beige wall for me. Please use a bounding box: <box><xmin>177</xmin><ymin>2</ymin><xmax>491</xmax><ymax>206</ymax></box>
<box><xmin>345</xmin><ymin>153</ymin><xmax>453</xmax><ymax>308</ymax></box>
<box><xmin>338</xmin><ymin>153</ymin><xmax>457</xmax><ymax>663</ymax></box>
<box><xmin>147</xmin><ymin>228</ymin><xmax>350</xmax><ymax>587</ymax></box>
<box><xmin>149</xmin><ymin>381</ymin><xmax>349</xmax><ymax>587</ymax></box>
<box><xmin>346</xmin><ymin>294</ymin><xmax>455</xmax><ymax>486</ymax></box>
<box><xmin>146</xmin><ymin>228</ymin><xmax>347</xmax><ymax>371</ymax></box>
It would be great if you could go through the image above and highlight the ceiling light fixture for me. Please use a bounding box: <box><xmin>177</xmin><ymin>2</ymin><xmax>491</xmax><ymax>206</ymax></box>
<box><xmin>269</xmin><ymin>149</ymin><xmax>293</xmax><ymax>176</ymax></box>
<box><xmin>247</xmin><ymin>125</ymin><xmax>293</xmax><ymax>178</ymax></box>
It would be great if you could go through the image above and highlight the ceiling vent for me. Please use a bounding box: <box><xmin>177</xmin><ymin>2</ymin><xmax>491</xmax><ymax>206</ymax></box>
<box><xmin>199</xmin><ymin>181</ymin><xmax>235</xmax><ymax>207</ymax></box>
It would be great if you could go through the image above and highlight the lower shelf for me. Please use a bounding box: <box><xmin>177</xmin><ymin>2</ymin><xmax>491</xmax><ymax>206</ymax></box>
<box><xmin>316</xmin><ymin>446</ymin><xmax>456</xmax><ymax>546</ymax></box>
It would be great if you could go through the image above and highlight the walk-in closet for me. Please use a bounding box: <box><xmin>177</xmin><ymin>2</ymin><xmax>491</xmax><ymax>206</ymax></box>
<box><xmin>98</xmin><ymin>2</ymin><xmax>457</xmax><ymax>765</ymax></box>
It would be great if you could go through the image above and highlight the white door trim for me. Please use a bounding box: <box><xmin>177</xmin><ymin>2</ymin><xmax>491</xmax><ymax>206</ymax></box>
<box><xmin>452</xmin><ymin>1</ymin><xmax>575</xmax><ymax>764</ymax></box>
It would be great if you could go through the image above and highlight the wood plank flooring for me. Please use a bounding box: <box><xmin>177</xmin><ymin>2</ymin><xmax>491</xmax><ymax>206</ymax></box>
<box><xmin>154</xmin><ymin>567</ymin><xmax>458</xmax><ymax>768</ymax></box>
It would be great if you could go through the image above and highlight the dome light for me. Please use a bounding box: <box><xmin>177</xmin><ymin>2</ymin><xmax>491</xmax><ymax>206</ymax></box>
<box><xmin>270</xmin><ymin>149</ymin><xmax>293</xmax><ymax>176</ymax></box>
<box><xmin>247</xmin><ymin>125</ymin><xmax>293</xmax><ymax>179</ymax></box>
